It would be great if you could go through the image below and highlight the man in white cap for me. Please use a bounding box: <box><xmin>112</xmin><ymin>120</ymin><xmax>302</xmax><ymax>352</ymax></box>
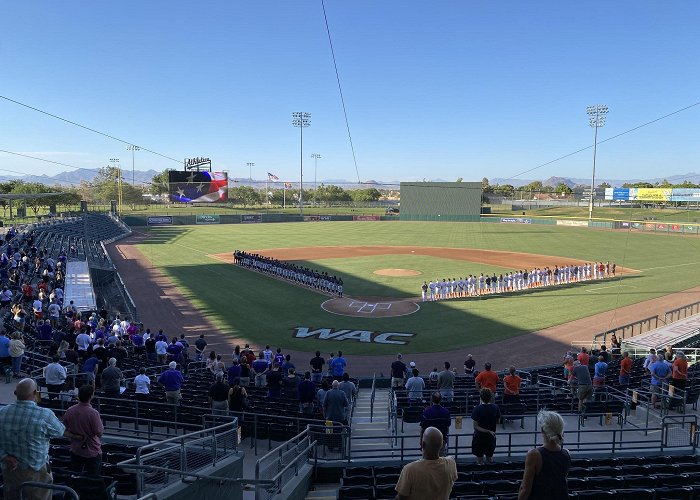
<box><xmin>158</xmin><ymin>362</ymin><xmax>184</xmax><ymax>405</ymax></box>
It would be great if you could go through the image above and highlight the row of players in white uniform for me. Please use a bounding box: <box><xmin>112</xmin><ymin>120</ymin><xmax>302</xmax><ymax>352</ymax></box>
<box><xmin>420</xmin><ymin>261</ymin><xmax>617</xmax><ymax>301</ymax></box>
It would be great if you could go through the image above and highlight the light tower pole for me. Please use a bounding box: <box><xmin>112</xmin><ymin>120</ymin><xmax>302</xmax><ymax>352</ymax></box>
<box><xmin>311</xmin><ymin>153</ymin><xmax>321</xmax><ymax>207</ymax></box>
<box><xmin>110</xmin><ymin>158</ymin><xmax>122</xmax><ymax>214</ymax></box>
<box><xmin>292</xmin><ymin>112</ymin><xmax>311</xmax><ymax>216</ymax></box>
<box><xmin>126</xmin><ymin>145</ymin><xmax>140</xmax><ymax>186</ymax></box>
<box><xmin>587</xmin><ymin>104</ymin><xmax>608</xmax><ymax>220</ymax></box>
<box><xmin>246</xmin><ymin>162</ymin><xmax>255</xmax><ymax>184</ymax></box>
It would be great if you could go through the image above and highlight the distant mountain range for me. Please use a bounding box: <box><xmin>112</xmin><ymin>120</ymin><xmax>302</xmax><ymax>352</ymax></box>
<box><xmin>5</xmin><ymin>169</ymin><xmax>700</xmax><ymax>190</ymax></box>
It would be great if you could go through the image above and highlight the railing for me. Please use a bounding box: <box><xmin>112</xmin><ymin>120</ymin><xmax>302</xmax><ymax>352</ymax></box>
<box><xmin>666</xmin><ymin>300</ymin><xmax>700</xmax><ymax>324</ymax></box>
<box><xmin>255</xmin><ymin>427</ymin><xmax>316</xmax><ymax>500</ymax></box>
<box><xmin>119</xmin><ymin>420</ymin><xmax>239</xmax><ymax>497</ymax></box>
<box><xmin>20</xmin><ymin>482</ymin><xmax>79</xmax><ymax>500</ymax></box>
<box><xmin>590</xmin><ymin>315</ymin><xmax>660</xmax><ymax>347</ymax></box>
<box><xmin>370</xmin><ymin>372</ymin><xmax>377</xmax><ymax>422</ymax></box>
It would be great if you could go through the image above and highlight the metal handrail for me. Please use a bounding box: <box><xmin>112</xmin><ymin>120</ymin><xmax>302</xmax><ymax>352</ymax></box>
<box><xmin>370</xmin><ymin>372</ymin><xmax>377</xmax><ymax>422</ymax></box>
<box><xmin>20</xmin><ymin>482</ymin><xmax>79</xmax><ymax>500</ymax></box>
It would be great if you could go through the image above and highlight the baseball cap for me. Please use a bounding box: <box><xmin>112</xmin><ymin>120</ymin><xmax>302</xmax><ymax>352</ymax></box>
<box><xmin>409</xmin><ymin>362</ymin><xmax>416</xmax><ymax>368</ymax></box>
<box><xmin>169</xmin><ymin>361</ymin><xmax>177</xmax><ymax>369</ymax></box>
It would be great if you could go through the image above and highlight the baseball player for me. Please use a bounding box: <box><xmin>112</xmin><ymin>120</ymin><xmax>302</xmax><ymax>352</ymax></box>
<box><xmin>421</xmin><ymin>281</ymin><xmax>428</xmax><ymax>302</ymax></box>
<box><xmin>428</xmin><ymin>280</ymin><xmax>436</xmax><ymax>301</ymax></box>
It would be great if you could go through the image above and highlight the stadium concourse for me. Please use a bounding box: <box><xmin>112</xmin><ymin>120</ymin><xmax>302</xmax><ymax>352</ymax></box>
<box><xmin>107</xmin><ymin>232</ymin><xmax>700</xmax><ymax>375</ymax></box>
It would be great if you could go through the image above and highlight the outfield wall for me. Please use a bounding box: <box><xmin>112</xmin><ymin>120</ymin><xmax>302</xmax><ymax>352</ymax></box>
<box><xmin>480</xmin><ymin>215</ymin><xmax>700</xmax><ymax>235</ymax></box>
<box><xmin>122</xmin><ymin>213</ymin><xmax>400</xmax><ymax>226</ymax></box>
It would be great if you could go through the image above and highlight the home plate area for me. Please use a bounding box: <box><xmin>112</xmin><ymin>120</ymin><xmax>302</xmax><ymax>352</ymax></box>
<box><xmin>321</xmin><ymin>297</ymin><xmax>419</xmax><ymax>318</ymax></box>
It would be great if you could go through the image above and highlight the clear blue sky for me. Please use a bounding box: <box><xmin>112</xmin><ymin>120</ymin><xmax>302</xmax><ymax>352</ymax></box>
<box><xmin>1</xmin><ymin>1</ymin><xmax>698</xmax><ymax>186</ymax></box>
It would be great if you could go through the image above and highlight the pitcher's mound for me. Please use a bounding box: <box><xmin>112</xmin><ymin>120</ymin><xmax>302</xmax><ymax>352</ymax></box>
<box><xmin>322</xmin><ymin>297</ymin><xmax>420</xmax><ymax>318</ymax></box>
<box><xmin>373</xmin><ymin>268</ymin><xmax>422</xmax><ymax>277</ymax></box>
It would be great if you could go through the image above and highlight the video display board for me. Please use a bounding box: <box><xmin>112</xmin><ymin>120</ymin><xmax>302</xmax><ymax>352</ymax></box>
<box><xmin>168</xmin><ymin>171</ymin><xmax>228</xmax><ymax>203</ymax></box>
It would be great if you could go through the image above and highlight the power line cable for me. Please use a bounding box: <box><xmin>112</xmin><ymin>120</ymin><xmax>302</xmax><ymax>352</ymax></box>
<box><xmin>0</xmin><ymin>95</ymin><xmax>182</xmax><ymax>164</ymax></box>
<box><xmin>320</xmin><ymin>0</ymin><xmax>361</xmax><ymax>184</ymax></box>
<box><xmin>505</xmin><ymin>100</ymin><xmax>700</xmax><ymax>181</ymax></box>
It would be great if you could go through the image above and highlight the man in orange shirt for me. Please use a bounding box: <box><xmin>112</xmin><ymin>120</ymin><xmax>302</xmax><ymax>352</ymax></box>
<box><xmin>475</xmin><ymin>362</ymin><xmax>499</xmax><ymax>398</ymax></box>
<box><xmin>577</xmin><ymin>347</ymin><xmax>590</xmax><ymax>367</ymax></box>
<box><xmin>672</xmin><ymin>351</ymin><xmax>688</xmax><ymax>390</ymax></box>
<box><xmin>618</xmin><ymin>351</ymin><xmax>633</xmax><ymax>387</ymax></box>
<box><xmin>502</xmin><ymin>366</ymin><xmax>521</xmax><ymax>405</ymax></box>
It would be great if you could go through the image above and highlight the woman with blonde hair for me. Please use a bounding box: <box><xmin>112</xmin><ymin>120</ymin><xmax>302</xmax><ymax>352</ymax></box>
<box><xmin>518</xmin><ymin>410</ymin><xmax>570</xmax><ymax>500</ymax></box>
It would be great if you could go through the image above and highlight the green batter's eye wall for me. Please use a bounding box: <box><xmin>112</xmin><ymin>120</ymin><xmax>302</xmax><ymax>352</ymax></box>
<box><xmin>399</xmin><ymin>182</ymin><xmax>482</xmax><ymax>222</ymax></box>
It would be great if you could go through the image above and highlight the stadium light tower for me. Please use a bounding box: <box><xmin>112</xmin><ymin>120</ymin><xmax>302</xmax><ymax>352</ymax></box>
<box><xmin>292</xmin><ymin>112</ymin><xmax>311</xmax><ymax>216</ymax></box>
<box><xmin>246</xmin><ymin>162</ymin><xmax>255</xmax><ymax>183</ymax></box>
<box><xmin>587</xmin><ymin>104</ymin><xmax>608</xmax><ymax>220</ymax></box>
<box><xmin>126</xmin><ymin>145</ymin><xmax>140</xmax><ymax>186</ymax></box>
<box><xmin>311</xmin><ymin>153</ymin><xmax>321</xmax><ymax>207</ymax></box>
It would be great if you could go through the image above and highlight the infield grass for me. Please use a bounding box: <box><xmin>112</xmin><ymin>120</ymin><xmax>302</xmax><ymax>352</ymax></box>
<box><xmin>135</xmin><ymin>221</ymin><xmax>700</xmax><ymax>355</ymax></box>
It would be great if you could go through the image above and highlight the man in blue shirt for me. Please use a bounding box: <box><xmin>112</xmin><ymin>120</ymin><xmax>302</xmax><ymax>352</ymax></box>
<box><xmin>593</xmin><ymin>355</ymin><xmax>608</xmax><ymax>391</ymax></box>
<box><xmin>158</xmin><ymin>362</ymin><xmax>185</xmax><ymax>405</ymax></box>
<box><xmin>330</xmin><ymin>351</ymin><xmax>347</xmax><ymax>379</ymax></box>
<box><xmin>0</xmin><ymin>330</ymin><xmax>10</xmax><ymax>367</ymax></box>
<box><xmin>650</xmin><ymin>357</ymin><xmax>671</xmax><ymax>409</ymax></box>
<box><xmin>252</xmin><ymin>353</ymin><xmax>269</xmax><ymax>387</ymax></box>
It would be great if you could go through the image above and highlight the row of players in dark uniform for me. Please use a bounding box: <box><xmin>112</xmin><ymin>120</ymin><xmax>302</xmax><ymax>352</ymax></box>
<box><xmin>233</xmin><ymin>250</ymin><xmax>344</xmax><ymax>297</ymax></box>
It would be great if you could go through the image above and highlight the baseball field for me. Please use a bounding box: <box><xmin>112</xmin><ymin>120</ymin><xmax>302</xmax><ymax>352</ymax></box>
<box><xmin>127</xmin><ymin>221</ymin><xmax>700</xmax><ymax>357</ymax></box>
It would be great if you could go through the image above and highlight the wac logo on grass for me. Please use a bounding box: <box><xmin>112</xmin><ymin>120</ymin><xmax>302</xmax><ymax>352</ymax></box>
<box><xmin>292</xmin><ymin>327</ymin><xmax>415</xmax><ymax>345</ymax></box>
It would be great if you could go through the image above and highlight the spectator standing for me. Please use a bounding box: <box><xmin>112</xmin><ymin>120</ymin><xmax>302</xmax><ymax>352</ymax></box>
<box><xmin>44</xmin><ymin>355</ymin><xmax>67</xmax><ymax>400</ymax></box>
<box><xmin>266</xmin><ymin>363</ymin><xmax>283</xmax><ymax>398</ymax></box>
<box><xmin>339</xmin><ymin>373</ymin><xmax>357</xmax><ymax>407</ymax></box>
<box><xmin>593</xmin><ymin>355</ymin><xmax>608</xmax><ymax>390</ymax></box>
<box><xmin>643</xmin><ymin>348</ymin><xmax>656</xmax><ymax>373</ymax></box>
<box><xmin>239</xmin><ymin>358</ymin><xmax>251</xmax><ymax>387</ymax></box>
<box><xmin>134</xmin><ymin>368</ymin><xmax>151</xmax><ymax>401</ymax></box>
<box><xmin>475</xmin><ymin>363</ymin><xmax>499</xmax><ymax>396</ymax></box>
<box><xmin>75</xmin><ymin>329</ymin><xmax>91</xmax><ymax>358</ymax></box>
<box><xmin>9</xmin><ymin>333</ymin><xmax>25</xmax><ymax>378</ymax></box>
<box><xmin>420</xmin><ymin>392</ymin><xmax>451</xmax><ymax>455</ymax></box>
<box><xmin>145</xmin><ymin>335</ymin><xmax>157</xmax><ymax>363</ymax></box>
<box><xmin>167</xmin><ymin>337</ymin><xmax>183</xmax><ymax>363</ymax></box>
<box><xmin>619</xmin><ymin>352</ymin><xmax>633</xmax><ymax>387</ymax></box>
<box><xmin>502</xmin><ymin>366</ymin><xmax>522</xmax><ymax>405</ymax></box>
<box><xmin>0</xmin><ymin>379</ymin><xmax>79</xmax><ymax>500</ymax></box>
<box><xmin>178</xmin><ymin>334</ymin><xmax>190</xmax><ymax>363</ymax></box>
<box><xmin>577</xmin><ymin>347</ymin><xmax>590</xmax><ymax>367</ymax></box>
<box><xmin>252</xmin><ymin>353</ymin><xmax>269</xmax><ymax>387</ymax></box>
<box><xmin>309</xmin><ymin>351</ymin><xmax>326</xmax><ymax>384</ymax></box>
<box><xmin>262</xmin><ymin>345</ymin><xmax>273</xmax><ymax>365</ymax></box>
<box><xmin>649</xmin><ymin>355</ymin><xmax>671</xmax><ymax>408</ymax></box>
<box><xmin>298</xmin><ymin>372</ymin><xmax>317</xmax><ymax>414</ymax></box>
<box><xmin>210</xmin><ymin>355</ymin><xmax>225</xmax><ymax>379</ymax></box>
<box><xmin>672</xmin><ymin>351</ymin><xmax>688</xmax><ymax>390</ymax></box>
<box><xmin>132</xmin><ymin>331</ymin><xmax>145</xmax><ymax>357</ymax></box>
<box><xmin>101</xmin><ymin>358</ymin><xmax>124</xmax><ymax>398</ymax></box>
<box><xmin>437</xmin><ymin>362</ymin><xmax>455</xmax><ymax>402</ymax></box>
<box><xmin>228</xmin><ymin>380</ymin><xmax>248</xmax><ymax>417</ymax></box>
<box><xmin>395</xmin><ymin>427</ymin><xmax>457</xmax><ymax>500</ymax></box>
<box><xmin>158</xmin><ymin>361</ymin><xmax>185</xmax><ymax>405</ymax></box>
<box><xmin>330</xmin><ymin>350</ymin><xmax>347</xmax><ymax>379</ymax></box>
<box><xmin>283</xmin><ymin>368</ymin><xmax>300</xmax><ymax>400</ymax></box>
<box><xmin>227</xmin><ymin>359</ymin><xmax>241</xmax><ymax>386</ymax></box>
<box><xmin>194</xmin><ymin>334</ymin><xmax>207</xmax><ymax>362</ymax></box>
<box><xmin>391</xmin><ymin>354</ymin><xmax>407</xmax><ymax>388</ymax></box>
<box><xmin>323</xmin><ymin>380</ymin><xmax>349</xmax><ymax>425</ymax></box>
<box><xmin>471</xmin><ymin>388</ymin><xmax>500</xmax><ymax>465</ymax></box>
<box><xmin>281</xmin><ymin>354</ymin><xmax>295</xmax><ymax>375</ymax></box>
<box><xmin>464</xmin><ymin>354</ymin><xmax>476</xmax><ymax>376</ymax></box>
<box><xmin>570</xmin><ymin>361</ymin><xmax>593</xmax><ymax>413</ymax></box>
<box><xmin>518</xmin><ymin>410</ymin><xmax>570</xmax><ymax>500</ymax></box>
<box><xmin>209</xmin><ymin>374</ymin><xmax>230</xmax><ymax>415</ymax></box>
<box><xmin>428</xmin><ymin>367</ymin><xmax>439</xmax><ymax>388</ymax></box>
<box><xmin>317</xmin><ymin>380</ymin><xmax>330</xmax><ymax>408</ymax></box>
<box><xmin>155</xmin><ymin>337</ymin><xmax>168</xmax><ymax>365</ymax></box>
<box><xmin>81</xmin><ymin>353</ymin><xmax>100</xmax><ymax>386</ymax></box>
<box><xmin>62</xmin><ymin>385</ymin><xmax>104</xmax><ymax>476</ymax></box>
<box><xmin>0</xmin><ymin>330</ymin><xmax>11</xmax><ymax>367</ymax></box>
<box><xmin>405</xmin><ymin>369</ymin><xmax>425</xmax><ymax>402</ymax></box>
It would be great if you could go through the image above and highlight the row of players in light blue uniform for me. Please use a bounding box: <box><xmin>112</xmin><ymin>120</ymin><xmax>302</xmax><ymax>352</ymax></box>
<box><xmin>420</xmin><ymin>262</ymin><xmax>616</xmax><ymax>301</ymax></box>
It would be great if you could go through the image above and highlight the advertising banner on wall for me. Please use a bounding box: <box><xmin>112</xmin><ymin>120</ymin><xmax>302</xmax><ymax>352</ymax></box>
<box><xmin>353</xmin><ymin>215</ymin><xmax>380</xmax><ymax>221</ymax></box>
<box><xmin>196</xmin><ymin>214</ymin><xmax>220</xmax><ymax>224</ymax></box>
<box><xmin>241</xmin><ymin>214</ymin><xmax>262</xmax><ymax>224</ymax></box>
<box><xmin>556</xmin><ymin>220</ymin><xmax>588</xmax><ymax>227</ymax></box>
<box><xmin>500</xmin><ymin>217</ymin><xmax>531</xmax><ymax>224</ymax></box>
<box><xmin>147</xmin><ymin>216</ymin><xmax>173</xmax><ymax>225</ymax></box>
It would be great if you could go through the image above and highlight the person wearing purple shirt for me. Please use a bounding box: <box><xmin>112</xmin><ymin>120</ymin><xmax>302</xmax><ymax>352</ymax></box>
<box><xmin>420</xmin><ymin>392</ymin><xmax>451</xmax><ymax>455</ymax></box>
<box><xmin>228</xmin><ymin>360</ymin><xmax>241</xmax><ymax>385</ymax></box>
<box><xmin>158</xmin><ymin>362</ymin><xmax>185</xmax><ymax>404</ymax></box>
<box><xmin>132</xmin><ymin>333</ymin><xmax>144</xmax><ymax>356</ymax></box>
<box><xmin>167</xmin><ymin>338</ymin><xmax>183</xmax><ymax>363</ymax></box>
<box><xmin>37</xmin><ymin>321</ymin><xmax>53</xmax><ymax>341</ymax></box>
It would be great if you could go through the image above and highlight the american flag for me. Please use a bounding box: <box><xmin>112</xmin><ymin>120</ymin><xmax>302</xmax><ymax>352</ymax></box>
<box><xmin>284</xmin><ymin>182</ymin><xmax>293</xmax><ymax>189</ymax></box>
<box><xmin>169</xmin><ymin>171</ymin><xmax>228</xmax><ymax>203</ymax></box>
<box><xmin>267</xmin><ymin>172</ymin><xmax>279</xmax><ymax>181</ymax></box>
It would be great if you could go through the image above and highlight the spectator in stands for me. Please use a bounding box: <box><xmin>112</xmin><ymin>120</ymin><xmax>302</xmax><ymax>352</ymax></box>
<box><xmin>317</xmin><ymin>380</ymin><xmax>330</xmax><ymax>408</ymax></box>
<box><xmin>429</xmin><ymin>367</ymin><xmax>439</xmax><ymax>388</ymax></box>
<box><xmin>405</xmin><ymin>368</ymin><xmax>425</xmax><ymax>402</ymax></box>
<box><xmin>391</xmin><ymin>354</ymin><xmax>407</xmax><ymax>388</ymax></box>
<box><xmin>158</xmin><ymin>361</ymin><xmax>185</xmax><ymax>405</ymax></box>
<box><xmin>101</xmin><ymin>358</ymin><xmax>124</xmax><ymax>398</ymax></box>
<box><xmin>252</xmin><ymin>352</ymin><xmax>269</xmax><ymax>387</ymax></box>
<box><xmin>281</xmin><ymin>354</ymin><xmax>295</xmax><ymax>375</ymax></box>
<box><xmin>619</xmin><ymin>351</ymin><xmax>633</xmax><ymax>387</ymax></box>
<box><xmin>210</xmin><ymin>355</ymin><xmax>225</xmax><ymax>379</ymax></box>
<box><xmin>298</xmin><ymin>372</ymin><xmax>317</xmax><ymax>414</ymax></box>
<box><xmin>577</xmin><ymin>347</ymin><xmax>590</xmax><ymax>367</ymax></box>
<box><xmin>109</xmin><ymin>341</ymin><xmax>128</xmax><ymax>368</ymax></box>
<box><xmin>227</xmin><ymin>358</ymin><xmax>241</xmax><ymax>386</ymax></box>
<box><xmin>593</xmin><ymin>355</ymin><xmax>608</xmax><ymax>389</ymax></box>
<box><xmin>518</xmin><ymin>410</ymin><xmax>569</xmax><ymax>500</ymax></box>
<box><xmin>599</xmin><ymin>344</ymin><xmax>611</xmax><ymax>363</ymax></box>
<box><xmin>438</xmin><ymin>362</ymin><xmax>455</xmax><ymax>402</ymax></box>
<box><xmin>643</xmin><ymin>348</ymin><xmax>657</xmax><ymax>373</ymax></box>
<box><xmin>155</xmin><ymin>336</ymin><xmax>168</xmax><ymax>365</ymax></box>
<box><xmin>274</xmin><ymin>348</ymin><xmax>284</xmax><ymax>367</ymax></box>
<box><xmin>464</xmin><ymin>354</ymin><xmax>476</xmax><ymax>377</ymax></box>
<box><xmin>209</xmin><ymin>373</ymin><xmax>230</xmax><ymax>415</ymax></box>
<box><xmin>179</xmin><ymin>334</ymin><xmax>190</xmax><ymax>363</ymax></box>
<box><xmin>395</xmin><ymin>426</ymin><xmax>457</xmax><ymax>500</ymax></box>
<box><xmin>503</xmin><ymin>366</ymin><xmax>522</xmax><ymax>405</ymax></box>
<box><xmin>0</xmin><ymin>378</ymin><xmax>78</xmax><ymax>500</ymax></box>
<box><xmin>37</xmin><ymin>320</ymin><xmax>52</xmax><ymax>341</ymax></box>
<box><xmin>9</xmin><ymin>332</ymin><xmax>25</xmax><ymax>378</ymax></box>
<box><xmin>62</xmin><ymin>384</ymin><xmax>104</xmax><ymax>476</ymax></box>
<box><xmin>649</xmin><ymin>354</ymin><xmax>671</xmax><ymax>408</ymax></box>
<box><xmin>471</xmin><ymin>388</ymin><xmax>500</xmax><ymax>465</ymax></box>
<box><xmin>132</xmin><ymin>330</ymin><xmax>145</xmax><ymax>357</ymax></box>
<box><xmin>167</xmin><ymin>337</ymin><xmax>183</xmax><ymax>363</ymax></box>
<box><xmin>283</xmin><ymin>368</ymin><xmax>300</xmax><ymax>400</ymax></box>
<box><xmin>475</xmin><ymin>362</ymin><xmax>498</xmax><ymax>397</ymax></box>
<box><xmin>309</xmin><ymin>351</ymin><xmax>325</xmax><ymax>384</ymax></box>
<box><xmin>323</xmin><ymin>380</ymin><xmax>349</xmax><ymax>425</ymax></box>
<box><xmin>239</xmin><ymin>357</ymin><xmax>251</xmax><ymax>387</ymax></box>
<box><xmin>145</xmin><ymin>334</ymin><xmax>157</xmax><ymax>363</ymax></box>
<box><xmin>0</xmin><ymin>330</ymin><xmax>10</xmax><ymax>368</ymax></box>
<box><xmin>570</xmin><ymin>360</ymin><xmax>592</xmax><ymax>413</ymax></box>
<box><xmin>228</xmin><ymin>379</ymin><xmax>248</xmax><ymax>417</ymax></box>
<box><xmin>266</xmin><ymin>362</ymin><xmax>283</xmax><ymax>398</ymax></box>
<box><xmin>262</xmin><ymin>345</ymin><xmax>273</xmax><ymax>365</ymax></box>
<box><xmin>81</xmin><ymin>352</ymin><xmax>99</xmax><ymax>386</ymax></box>
<box><xmin>134</xmin><ymin>367</ymin><xmax>151</xmax><ymax>401</ymax></box>
<box><xmin>672</xmin><ymin>351</ymin><xmax>688</xmax><ymax>390</ymax></box>
<box><xmin>44</xmin><ymin>355</ymin><xmax>67</xmax><ymax>400</ymax></box>
<box><xmin>330</xmin><ymin>350</ymin><xmax>347</xmax><ymax>379</ymax></box>
<box><xmin>75</xmin><ymin>329</ymin><xmax>91</xmax><ymax>358</ymax></box>
<box><xmin>420</xmin><ymin>392</ymin><xmax>451</xmax><ymax>456</ymax></box>
<box><xmin>339</xmin><ymin>373</ymin><xmax>357</xmax><ymax>408</ymax></box>
<box><xmin>194</xmin><ymin>334</ymin><xmax>207</xmax><ymax>361</ymax></box>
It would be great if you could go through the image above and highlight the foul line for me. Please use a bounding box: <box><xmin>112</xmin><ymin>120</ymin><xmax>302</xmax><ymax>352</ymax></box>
<box><xmin>640</xmin><ymin>261</ymin><xmax>700</xmax><ymax>272</ymax></box>
<box><xmin>585</xmin><ymin>284</ymin><xmax>637</xmax><ymax>292</ymax></box>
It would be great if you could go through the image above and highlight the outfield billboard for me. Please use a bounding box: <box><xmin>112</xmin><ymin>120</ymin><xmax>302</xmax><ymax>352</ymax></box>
<box><xmin>605</xmin><ymin>187</ymin><xmax>700</xmax><ymax>202</ymax></box>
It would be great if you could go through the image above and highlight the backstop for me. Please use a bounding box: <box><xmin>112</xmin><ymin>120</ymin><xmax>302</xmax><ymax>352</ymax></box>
<box><xmin>399</xmin><ymin>182</ymin><xmax>481</xmax><ymax>221</ymax></box>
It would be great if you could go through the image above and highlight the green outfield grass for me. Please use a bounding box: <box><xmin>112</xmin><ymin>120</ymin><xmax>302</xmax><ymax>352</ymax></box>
<box><xmin>135</xmin><ymin>221</ymin><xmax>700</xmax><ymax>355</ymax></box>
